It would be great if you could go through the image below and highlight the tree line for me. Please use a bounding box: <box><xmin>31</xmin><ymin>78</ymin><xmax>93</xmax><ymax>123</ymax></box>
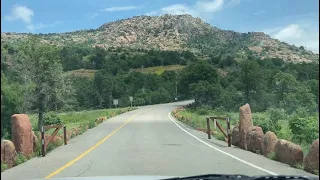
<box><xmin>1</xmin><ymin>36</ymin><xmax>319</xmax><ymax>140</ymax></box>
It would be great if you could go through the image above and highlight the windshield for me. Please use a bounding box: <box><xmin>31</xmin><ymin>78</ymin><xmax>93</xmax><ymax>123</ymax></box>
<box><xmin>1</xmin><ymin>0</ymin><xmax>319</xmax><ymax>180</ymax></box>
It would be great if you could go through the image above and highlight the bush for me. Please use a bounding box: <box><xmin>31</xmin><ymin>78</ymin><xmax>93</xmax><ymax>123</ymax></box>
<box><xmin>44</xmin><ymin>112</ymin><xmax>62</xmax><ymax>126</ymax></box>
<box><xmin>1</xmin><ymin>163</ymin><xmax>8</xmax><ymax>172</ymax></box>
<box><xmin>289</xmin><ymin>115</ymin><xmax>319</xmax><ymax>144</ymax></box>
<box><xmin>196</xmin><ymin>105</ymin><xmax>212</xmax><ymax>115</ymax></box>
<box><xmin>14</xmin><ymin>153</ymin><xmax>27</xmax><ymax>166</ymax></box>
<box><xmin>88</xmin><ymin>119</ymin><xmax>96</xmax><ymax>129</ymax></box>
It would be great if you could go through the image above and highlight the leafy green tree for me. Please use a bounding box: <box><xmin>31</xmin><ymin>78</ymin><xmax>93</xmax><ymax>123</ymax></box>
<box><xmin>239</xmin><ymin>60</ymin><xmax>262</xmax><ymax>103</ymax></box>
<box><xmin>93</xmin><ymin>70</ymin><xmax>114</xmax><ymax>108</ymax></box>
<box><xmin>16</xmin><ymin>37</ymin><xmax>65</xmax><ymax>130</ymax></box>
<box><xmin>189</xmin><ymin>81</ymin><xmax>223</xmax><ymax>106</ymax></box>
<box><xmin>272</xmin><ymin>72</ymin><xmax>298</xmax><ymax>105</ymax></box>
<box><xmin>179</xmin><ymin>61</ymin><xmax>220</xmax><ymax>97</ymax></box>
<box><xmin>1</xmin><ymin>74</ymin><xmax>24</xmax><ymax>138</ymax></box>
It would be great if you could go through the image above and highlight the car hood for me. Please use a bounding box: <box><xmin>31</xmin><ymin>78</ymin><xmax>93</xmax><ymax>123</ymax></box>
<box><xmin>34</xmin><ymin>176</ymin><xmax>174</xmax><ymax>180</ymax></box>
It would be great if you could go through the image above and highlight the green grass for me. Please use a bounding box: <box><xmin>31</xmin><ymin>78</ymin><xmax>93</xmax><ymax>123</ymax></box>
<box><xmin>64</xmin><ymin>69</ymin><xmax>97</xmax><ymax>79</ymax></box>
<box><xmin>30</xmin><ymin>107</ymin><xmax>135</xmax><ymax>134</ymax></box>
<box><xmin>134</xmin><ymin>65</ymin><xmax>185</xmax><ymax>75</ymax></box>
<box><xmin>267</xmin><ymin>152</ymin><xmax>277</xmax><ymax>160</ymax></box>
<box><xmin>27</xmin><ymin>107</ymin><xmax>136</xmax><ymax>157</ymax></box>
<box><xmin>1</xmin><ymin>163</ymin><xmax>8</xmax><ymax>172</ymax></box>
<box><xmin>14</xmin><ymin>153</ymin><xmax>27</xmax><ymax>166</ymax></box>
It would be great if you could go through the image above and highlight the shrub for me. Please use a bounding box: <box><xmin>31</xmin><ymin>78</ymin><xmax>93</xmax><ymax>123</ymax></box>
<box><xmin>196</xmin><ymin>105</ymin><xmax>212</xmax><ymax>115</ymax></box>
<box><xmin>267</xmin><ymin>152</ymin><xmax>277</xmax><ymax>160</ymax></box>
<box><xmin>289</xmin><ymin>115</ymin><xmax>319</xmax><ymax>144</ymax></box>
<box><xmin>14</xmin><ymin>153</ymin><xmax>27</xmax><ymax>166</ymax></box>
<box><xmin>1</xmin><ymin>163</ymin><xmax>8</xmax><ymax>172</ymax></box>
<box><xmin>88</xmin><ymin>119</ymin><xmax>96</xmax><ymax>129</ymax></box>
<box><xmin>44</xmin><ymin>112</ymin><xmax>62</xmax><ymax>126</ymax></box>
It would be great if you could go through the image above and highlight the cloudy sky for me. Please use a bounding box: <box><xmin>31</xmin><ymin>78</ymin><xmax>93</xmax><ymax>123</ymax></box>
<box><xmin>1</xmin><ymin>0</ymin><xmax>319</xmax><ymax>53</ymax></box>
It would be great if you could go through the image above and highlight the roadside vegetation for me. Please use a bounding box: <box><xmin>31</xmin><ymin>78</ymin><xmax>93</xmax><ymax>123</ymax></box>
<box><xmin>1</xmin><ymin>107</ymin><xmax>136</xmax><ymax>172</ymax></box>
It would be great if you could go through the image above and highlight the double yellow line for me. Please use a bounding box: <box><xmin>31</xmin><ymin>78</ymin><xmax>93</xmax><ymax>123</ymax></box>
<box><xmin>45</xmin><ymin>109</ymin><xmax>148</xmax><ymax>179</ymax></box>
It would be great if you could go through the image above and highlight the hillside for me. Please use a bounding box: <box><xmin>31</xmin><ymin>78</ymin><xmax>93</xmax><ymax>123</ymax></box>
<box><xmin>1</xmin><ymin>14</ymin><xmax>318</xmax><ymax>63</ymax></box>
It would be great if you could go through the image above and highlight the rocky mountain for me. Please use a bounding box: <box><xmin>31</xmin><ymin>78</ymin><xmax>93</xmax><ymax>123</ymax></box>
<box><xmin>1</xmin><ymin>14</ymin><xmax>318</xmax><ymax>63</ymax></box>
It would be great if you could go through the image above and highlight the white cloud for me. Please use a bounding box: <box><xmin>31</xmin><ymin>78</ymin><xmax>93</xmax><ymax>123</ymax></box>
<box><xmin>27</xmin><ymin>23</ymin><xmax>44</xmax><ymax>31</ymax></box>
<box><xmin>85</xmin><ymin>12</ymin><xmax>100</xmax><ymax>18</ymax></box>
<box><xmin>264</xmin><ymin>24</ymin><xmax>319</xmax><ymax>53</ymax></box>
<box><xmin>254</xmin><ymin>10</ymin><xmax>266</xmax><ymax>16</ymax></box>
<box><xmin>145</xmin><ymin>0</ymin><xmax>231</xmax><ymax>19</ymax></box>
<box><xmin>273</xmin><ymin>24</ymin><xmax>304</xmax><ymax>40</ymax></box>
<box><xmin>5</xmin><ymin>5</ymin><xmax>34</xmax><ymax>23</ymax></box>
<box><xmin>195</xmin><ymin>0</ymin><xmax>224</xmax><ymax>13</ymax></box>
<box><xmin>102</xmin><ymin>6</ymin><xmax>139</xmax><ymax>12</ymax></box>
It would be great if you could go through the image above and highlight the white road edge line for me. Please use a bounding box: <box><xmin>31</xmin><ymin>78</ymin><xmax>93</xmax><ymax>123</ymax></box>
<box><xmin>168</xmin><ymin>112</ymin><xmax>278</xmax><ymax>176</ymax></box>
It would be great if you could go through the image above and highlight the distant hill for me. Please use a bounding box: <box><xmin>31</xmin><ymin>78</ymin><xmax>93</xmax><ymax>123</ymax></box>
<box><xmin>1</xmin><ymin>14</ymin><xmax>318</xmax><ymax>63</ymax></box>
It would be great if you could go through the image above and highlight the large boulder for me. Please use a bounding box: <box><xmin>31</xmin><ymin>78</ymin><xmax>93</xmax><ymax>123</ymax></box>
<box><xmin>1</xmin><ymin>140</ymin><xmax>17</xmax><ymax>168</ymax></box>
<box><xmin>231</xmin><ymin>124</ymin><xmax>240</xmax><ymax>146</ymax></box>
<box><xmin>303</xmin><ymin>139</ymin><xmax>319</xmax><ymax>174</ymax></box>
<box><xmin>247</xmin><ymin>126</ymin><xmax>264</xmax><ymax>153</ymax></box>
<box><xmin>261</xmin><ymin>131</ymin><xmax>278</xmax><ymax>157</ymax></box>
<box><xmin>239</xmin><ymin>104</ymin><xmax>253</xmax><ymax>150</ymax></box>
<box><xmin>11</xmin><ymin>114</ymin><xmax>34</xmax><ymax>157</ymax></box>
<box><xmin>275</xmin><ymin>139</ymin><xmax>303</xmax><ymax>166</ymax></box>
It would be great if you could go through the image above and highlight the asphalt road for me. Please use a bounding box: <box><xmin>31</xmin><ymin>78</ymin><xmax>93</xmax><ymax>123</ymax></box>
<box><xmin>1</xmin><ymin>101</ymin><xmax>317</xmax><ymax>180</ymax></box>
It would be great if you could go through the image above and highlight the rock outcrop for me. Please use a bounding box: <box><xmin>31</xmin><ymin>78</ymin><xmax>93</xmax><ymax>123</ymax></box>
<box><xmin>247</xmin><ymin>126</ymin><xmax>264</xmax><ymax>153</ymax></box>
<box><xmin>11</xmin><ymin>114</ymin><xmax>33</xmax><ymax>157</ymax></box>
<box><xmin>239</xmin><ymin>104</ymin><xmax>253</xmax><ymax>150</ymax></box>
<box><xmin>261</xmin><ymin>131</ymin><xmax>278</xmax><ymax>157</ymax></box>
<box><xmin>1</xmin><ymin>140</ymin><xmax>17</xmax><ymax>168</ymax></box>
<box><xmin>275</xmin><ymin>139</ymin><xmax>303</xmax><ymax>166</ymax></box>
<box><xmin>303</xmin><ymin>139</ymin><xmax>319</xmax><ymax>174</ymax></box>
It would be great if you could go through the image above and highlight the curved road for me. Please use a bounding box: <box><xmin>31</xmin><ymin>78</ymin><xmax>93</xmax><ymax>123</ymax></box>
<box><xmin>1</xmin><ymin>101</ymin><xmax>316</xmax><ymax>180</ymax></box>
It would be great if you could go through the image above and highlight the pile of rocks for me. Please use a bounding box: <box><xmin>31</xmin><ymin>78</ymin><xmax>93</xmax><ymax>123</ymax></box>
<box><xmin>1</xmin><ymin>114</ymin><xmax>35</xmax><ymax>168</ymax></box>
<box><xmin>231</xmin><ymin>103</ymin><xmax>319</xmax><ymax>174</ymax></box>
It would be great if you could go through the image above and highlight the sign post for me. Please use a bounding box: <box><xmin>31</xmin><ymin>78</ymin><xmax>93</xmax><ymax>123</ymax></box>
<box><xmin>129</xmin><ymin>96</ymin><xmax>133</xmax><ymax>108</ymax></box>
<box><xmin>113</xmin><ymin>99</ymin><xmax>118</xmax><ymax>108</ymax></box>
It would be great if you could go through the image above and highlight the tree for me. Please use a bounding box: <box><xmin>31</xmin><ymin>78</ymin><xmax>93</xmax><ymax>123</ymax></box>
<box><xmin>179</xmin><ymin>61</ymin><xmax>220</xmax><ymax>97</ymax></box>
<box><xmin>239</xmin><ymin>60</ymin><xmax>262</xmax><ymax>103</ymax></box>
<box><xmin>1</xmin><ymin>74</ymin><xmax>24</xmax><ymax>138</ymax></box>
<box><xmin>93</xmin><ymin>70</ymin><xmax>114</xmax><ymax>108</ymax></box>
<box><xmin>16</xmin><ymin>37</ymin><xmax>65</xmax><ymax>130</ymax></box>
<box><xmin>189</xmin><ymin>81</ymin><xmax>223</xmax><ymax>106</ymax></box>
<box><xmin>272</xmin><ymin>72</ymin><xmax>298</xmax><ymax>103</ymax></box>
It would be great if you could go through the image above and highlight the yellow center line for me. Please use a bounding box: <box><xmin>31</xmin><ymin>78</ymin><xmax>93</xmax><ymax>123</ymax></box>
<box><xmin>45</xmin><ymin>108</ymin><xmax>151</xmax><ymax>179</ymax></box>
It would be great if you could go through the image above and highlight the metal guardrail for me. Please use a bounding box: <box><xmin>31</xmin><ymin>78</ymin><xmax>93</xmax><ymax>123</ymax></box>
<box><xmin>41</xmin><ymin>125</ymin><xmax>67</xmax><ymax>156</ymax></box>
<box><xmin>206</xmin><ymin>117</ymin><xmax>231</xmax><ymax>147</ymax></box>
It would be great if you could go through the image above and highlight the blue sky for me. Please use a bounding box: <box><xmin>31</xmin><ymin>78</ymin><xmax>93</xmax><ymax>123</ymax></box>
<box><xmin>1</xmin><ymin>0</ymin><xmax>319</xmax><ymax>53</ymax></box>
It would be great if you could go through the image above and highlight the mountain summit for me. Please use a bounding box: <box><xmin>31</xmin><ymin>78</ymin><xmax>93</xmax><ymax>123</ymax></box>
<box><xmin>1</xmin><ymin>14</ymin><xmax>318</xmax><ymax>63</ymax></box>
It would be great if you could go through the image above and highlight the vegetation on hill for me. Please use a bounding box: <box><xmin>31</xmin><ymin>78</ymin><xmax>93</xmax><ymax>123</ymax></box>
<box><xmin>1</xmin><ymin>14</ymin><xmax>318</xmax><ymax>63</ymax></box>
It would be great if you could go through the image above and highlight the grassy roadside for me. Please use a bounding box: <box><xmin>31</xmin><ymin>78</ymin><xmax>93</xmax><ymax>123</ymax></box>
<box><xmin>1</xmin><ymin>107</ymin><xmax>137</xmax><ymax>172</ymax></box>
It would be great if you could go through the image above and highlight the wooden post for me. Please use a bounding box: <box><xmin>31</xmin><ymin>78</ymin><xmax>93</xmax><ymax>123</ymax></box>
<box><xmin>227</xmin><ymin>117</ymin><xmax>231</xmax><ymax>147</ymax></box>
<box><xmin>41</xmin><ymin>126</ymin><xmax>45</xmax><ymax>157</ymax></box>
<box><xmin>63</xmin><ymin>126</ymin><xmax>67</xmax><ymax>145</ymax></box>
<box><xmin>206</xmin><ymin>118</ymin><xmax>211</xmax><ymax>139</ymax></box>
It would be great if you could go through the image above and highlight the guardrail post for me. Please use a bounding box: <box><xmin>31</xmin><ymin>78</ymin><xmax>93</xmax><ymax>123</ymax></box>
<box><xmin>41</xmin><ymin>126</ymin><xmax>45</xmax><ymax>157</ymax></box>
<box><xmin>206</xmin><ymin>118</ymin><xmax>211</xmax><ymax>139</ymax></box>
<box><xmin>227</xmin><ymin>117</ymin><xmax>231</xmax><ymax>147</ymax></box>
